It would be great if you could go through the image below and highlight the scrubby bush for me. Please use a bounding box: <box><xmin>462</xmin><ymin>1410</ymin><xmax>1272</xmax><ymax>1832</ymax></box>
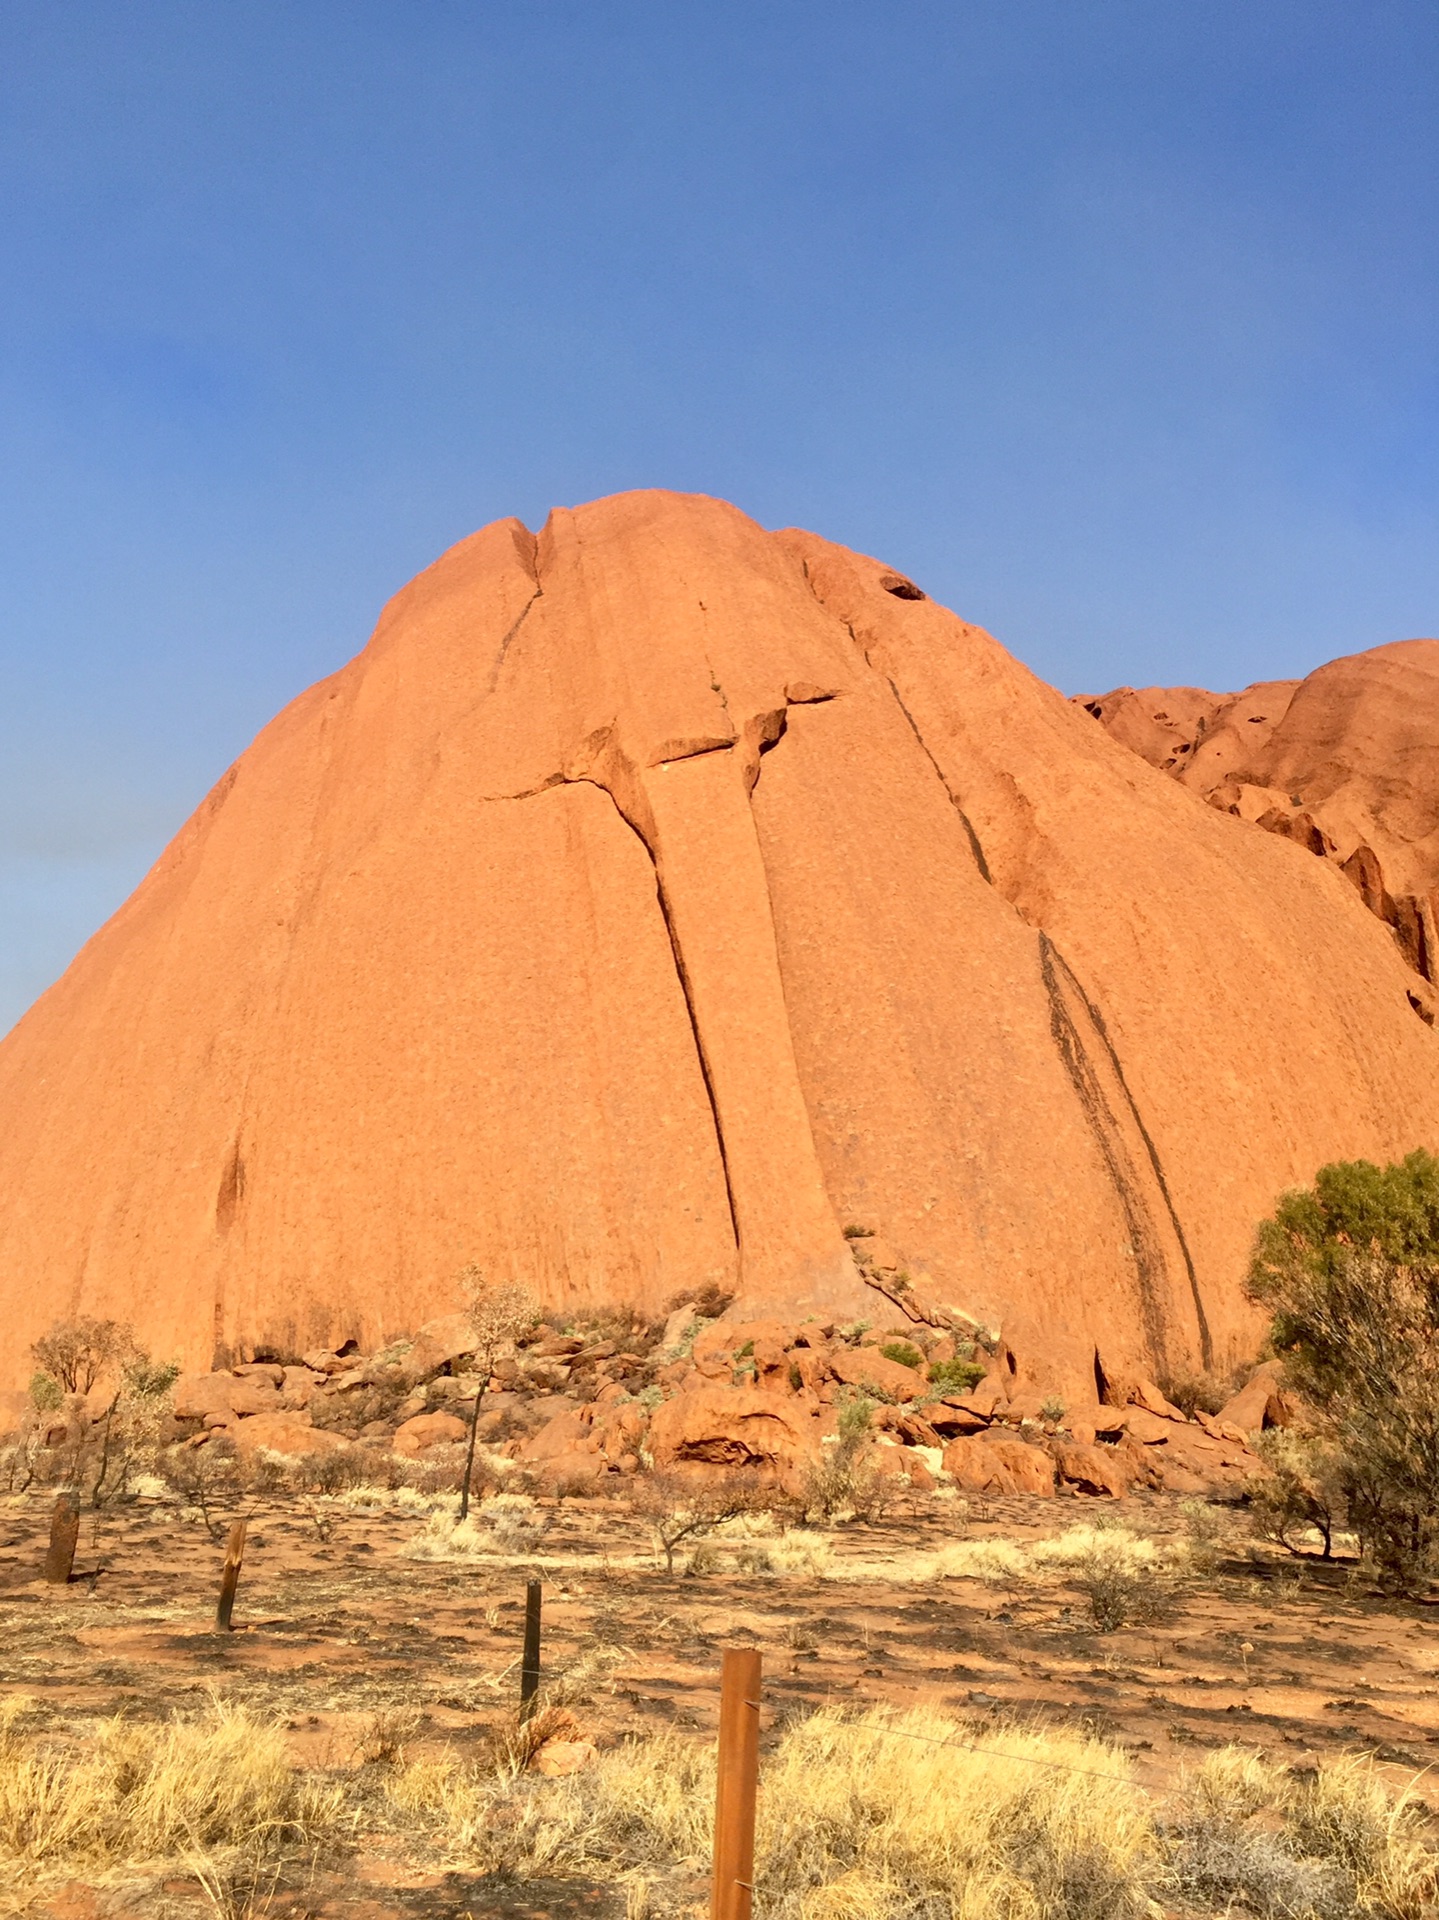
<box><xmin>927</xmin><ymin>1354</ymin><xmax>987</xmax><ymax>1396</ymax></box>
<box><xmin>802</xmin><ymin>1391</ymin><xmax>885</xmax><ymax>1524</ymax></box>
<box><xmin>629</xmin><ymin>1471</ymin><xmax>782</xmax><ymax>1574</ymax></box>
<box><xmin>1248</xmin><ymin>1151</ymin><xmax>1439</xmax><ymax>1593</ymax></box>
<box><xmin>1163</xmin><ymin>1744</ymin><xmax>1435</xmax><ymax>1919</ymax></box>
<box><xmin>455</xmin><ymin>1267</ymin><xmax>539</xmax><ymax>1521</ymax></box>
<box><xmin>879</xmin><ymin>1339</ymin><xmax>924</xmax><ymax>1371</ymax></box>
<box><xmin>30</xmin><ymin>1318</ymin><xmax>134</xmax><ymax>1396</ymax></box>
<box><xmin>1248</xmin><ymin>1428</ymin><xmax>1347</xmax><ymax>1560</ymax></box>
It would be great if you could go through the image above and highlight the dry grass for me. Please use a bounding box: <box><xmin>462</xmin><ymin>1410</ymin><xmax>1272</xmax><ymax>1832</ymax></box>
<box><xmin>381</xmin><ymin>1705</ymin><xmax>1439</xmax><ymax>1919</ymax></box>
<box><xmin>409</xmin><ymin>1706</ymin><xmax>1154</xmax><ymax>1918</ymax></box>
<box><xmin>1163</xmin><ymin>1743</ymin><xmax>1437</xmax><ymax>1920</ymax></box>
<box><xmin>0</xmin><ymin>1694</ymin><xmax>344</xmax><ymax>1868</ymax></box>
<box><xmin>400</xmin><ymin>1490</ymin><xmax>550</xmax><ymax>1561</ymax></box>
<box><xmin>3</xmin><ymin>1680</ymin><xmax>1433</xmax><ymax>1919</ymax></box>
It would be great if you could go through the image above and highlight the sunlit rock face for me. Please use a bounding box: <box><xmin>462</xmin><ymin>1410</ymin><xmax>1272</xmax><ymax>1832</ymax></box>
<box><xmin>2</xmin><ymin>491</ymin><xmax>1435</xmax><ymax>1395</ymax></box>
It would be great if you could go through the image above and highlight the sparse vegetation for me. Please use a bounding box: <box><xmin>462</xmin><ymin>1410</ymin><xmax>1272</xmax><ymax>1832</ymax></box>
<box><xmin>455</xmin><ymin>1266</ymin><xmax>539</xmax><ymax>1521</ymax></box>
<box><xmin>0</xmin><ymin>1694</ymin><xmax>344</xmax><ymax>1866</ymax></box>
<box><xmin>30</xmin><ymin>1317</ymin><xmax>135</xmax><ymax>1396</ymax></box>
<box><xmin>927</xmin><ymin>1354</ymin><xmax>987</xmax><ymax>1395</ymax></box>
<box><xmin>629</xmin><ymin>1470</ymin><xmax>782</xmax><ymax>1573</ymax></box>
<box><xmin>802</xmin><ymin>1390</ymin><xmax>885</xmax><ymax>1523</ymax></box>
<box><xmin>1248</xmin><ymin>1152</ymin><xmax>1439</xmax><ymax>1593</ymax></box>
<box><xmin>879</xmin><ymin>1339</ymin><xmax>924</xmax><ymax>1371</ymax></box>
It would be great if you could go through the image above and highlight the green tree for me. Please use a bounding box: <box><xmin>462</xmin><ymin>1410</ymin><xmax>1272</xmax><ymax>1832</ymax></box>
<box><xmin>1247</xmin><ymin>1151</ymin><xmax>1439</xmax><ymax>1593</ymax></box>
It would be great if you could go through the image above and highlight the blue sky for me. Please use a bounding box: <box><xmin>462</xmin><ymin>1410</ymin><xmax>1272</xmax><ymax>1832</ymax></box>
<box><xmin>2</xmin><ymin>1</ymin><xmax>1436</xmax><ymax>1034</ymax></box>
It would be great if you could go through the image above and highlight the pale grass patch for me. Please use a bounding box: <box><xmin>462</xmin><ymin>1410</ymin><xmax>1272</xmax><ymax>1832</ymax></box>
<box><xmin>929</xmin><ymin>1538</ymin><xmax>1031</xmax><ymax>1583</ymax></box>
<box><xmin>400</xmin><ymin>1491</ymin><xmax>550</xmax><ymax>1561</ymax></box>
<box><xmin>401</xmin><ymin>1510</ymin><xmax>492</xmax><ymax>1561</ymax></box>
<box><xmin>1166</xmin><ymin>1744</ymin><xmax>1437</xmax><ymax>1919</ymax></box>
<box><xmin>756</xmin><ymin>1707</ymin><xmax>1155</xmax><ymax>1919</ymax></box>
<box><xmin>0</xmin><ymin>1696</ymin><xmax>345</xmax><ymax>1866</ymax></box>
<box><xmin>693</xmin><ymin>1514</ymin><xmax>834</xmax><ymax>1577</ymax></box>
<box><xmin>451</xmin><ymin>1707</ymin><xmax>1155</xmax><ymax>1917</ymax></box>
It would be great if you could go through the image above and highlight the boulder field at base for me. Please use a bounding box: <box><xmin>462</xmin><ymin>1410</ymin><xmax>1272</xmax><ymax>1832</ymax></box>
<box><xmin>1</xmin><ymin>490</ymin><xmax>1436</xmax><ymax>1399</ymax></box>
<box><xmin>2</xmin><ymin>1309</ymin><xmax>1273</xmax><ymax>1502</ymax></box>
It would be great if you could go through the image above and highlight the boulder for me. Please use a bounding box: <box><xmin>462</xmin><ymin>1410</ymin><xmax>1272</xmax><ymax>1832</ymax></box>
<box><xmin>691</xmin><ymin>1319</ymin><xmax>802</xmax><ymax>1381</ymax></box>
<box><xmin>1123</xmin><ymin>1407</ymin><xmax>1184</xmax><ymax>1446</ymax></box>
<box><xmin>402</xmin><ymin>1314</ymin><xmax>478</xmax><ymax>1383</ymax></box>
<box><xmin>229</xmin><ymin>1413</ymin><xmax>347</xmax><ymax>1455</ymax></box>
<box><xmin>647</xmin><ymin>1384</ymin><xmax>820</xmax><ymax>1480</ymax></box>
<box><xmin>870</xmin><ymin>1443</ymin><xmax>936</xmax><ymax>1491</ymax></box>
<box><xmin>924</xmin><ymin>1399</ymin><xmax>989</xmax><ymax>1437</ymax></box>
<box><xmin>954</xmin><ymin>1375</ymin><xmax>1009</xmax><ymax>1418</ymax></box>
<box><xmin>827</xmin><ymin>1346</ymin><xmax>926</xmax><ymax>1402</ymax></box>
<box><xmin>1052</xmin><ymin>1440</ymin><xmax>1131</xmax><ymax>1497</ymax></box>
<box><xmin>940</xmin><ymin>1430</ymin><xmax>1055</xmax><ymax>1496</ymax></box>
<box><xmin>280</xmin><ymin>1366</ymin><xmax>327</xmax><ymax>1410</ymax></box>
<box><xmin>233</xmin><ymin>1362</ymin><xmax>284</xmax><ymax>1386</ymax></box>
<box><xmin>1217</xmin><ymin>1360</ymin><xmax>1293</xmax><ymax>1434</ymax></box>
<box><xmin>303</xmin><ymin>1348</ymin><xmax>358</xmax><ymax>1375</ymax></box>
<box><xmin>530</xmin><ymin>1450</ymin><xmax>608</xmax><ymax>1491</ymax></box>
<box><xmin>393</xmin><ymin>1410</ymin><xmax>469</xmax><ymax>1456</ymax></box>
<box><xmin>518</xmin><ymin>1409</ymin><xmax>598</xmax><ymax>1462</ymax></box>
<box><xmin>173</xmin><ymin>1371</ymin><xmax>282</xmax><ymax>1421</ymax></box>
<box><xmin>531</xmin><ymin>1738</ymin><xmax>597</xmax><ymax>1777</ymax></box>
<box><xmin>979</xmin><ymin>1433</ymin><xmax>1056</xmax><ymax>1495</ymax></box>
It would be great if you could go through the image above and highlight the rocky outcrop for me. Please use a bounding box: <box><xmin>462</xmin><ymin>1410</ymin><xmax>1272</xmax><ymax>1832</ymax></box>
<box><xmin>1076</xmin><ymin>641</ymin><xmax>1439</xmax><ymax>1004</ymax></box>
<box><xmin>2</xmin><ymin>494</ymin><xmax>1437</xmax><ymax>1397</ymax></box>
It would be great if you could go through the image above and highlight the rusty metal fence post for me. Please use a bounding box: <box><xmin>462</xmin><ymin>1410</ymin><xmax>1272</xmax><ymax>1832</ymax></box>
<box><xmin>43</xmin><ymin>1491</ymin><xmax>81</xmax><ymax>1585</ymax></box>
<box><xmin>520</xmin><ymin>1578</ymin><xmax>542</xmax><ymax>1719</ymax></box>
<box><xmin>711</xmin><ymin>1648</ymin><xmax>761</xmax><ymax>1920</ymax></box>
<box><xmin>215</xmin><ymin>1518</ymin><xmax>247</xmax><ymax>1631</ymax></box>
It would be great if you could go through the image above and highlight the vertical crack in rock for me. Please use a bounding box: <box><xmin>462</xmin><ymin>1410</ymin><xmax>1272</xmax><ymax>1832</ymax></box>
<box><xmin>216</xmin><ymin>1137</ymin><xmax>246</xmax><ymax>1235</ymax></box>
<box><xmin>486</xmin><ymin>585</ymin><xmax>543</xmax><ymax>694</ymax></box>
<box><xmin>576</xmin><ymin>772</ymin><xmax>743</xmax><ymax>1261</ymax></box>
<box><xmin>1049</xmin><ymin>940</ymin><xmax>1213</xmax><ymax>1367</ymax></box>
<box><xmin>1039</xmin><ymin>932</ymin><xmax>1213</xmax><ymax>1371</ymax></box>
<box><xmin>876</xmin><ymin>667</ymin><xmax>994</xmax><ymax>884</ymax></box>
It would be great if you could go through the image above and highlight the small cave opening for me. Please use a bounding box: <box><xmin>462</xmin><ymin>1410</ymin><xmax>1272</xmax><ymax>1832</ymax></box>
<box><xmin>878</xmin><ymin>571</ymin><xmax>926</xmax><ymax>600</ymax></box>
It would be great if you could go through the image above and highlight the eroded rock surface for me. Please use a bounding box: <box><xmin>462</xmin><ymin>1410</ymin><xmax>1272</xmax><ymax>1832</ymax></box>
<box><xmin>2</xmin><ymin>492</ymin><xmax>1437</xmax><ymax>1395</ymax></box>
<box><xmin>1076</xmin><ymin>640</ymin><xmax>1439</xmax><ymax>1002</ymax></box>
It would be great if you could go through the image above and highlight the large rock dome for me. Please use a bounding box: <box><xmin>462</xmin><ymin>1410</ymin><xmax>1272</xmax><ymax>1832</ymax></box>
<box><xmin>2</xmin><ymin>490</ymin><xmax>1435</xmax><ymax>1392</ymax></box>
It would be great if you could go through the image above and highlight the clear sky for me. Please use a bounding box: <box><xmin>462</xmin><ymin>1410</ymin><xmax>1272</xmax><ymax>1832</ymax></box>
<box><xmin>2</xmin><ymin>1</ymin><xmax>1436</xmax><ymax>1034</ymax></box>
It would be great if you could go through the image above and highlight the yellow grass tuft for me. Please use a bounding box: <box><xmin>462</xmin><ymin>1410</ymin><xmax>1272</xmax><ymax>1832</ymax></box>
<box><xmin>0</xmin><ymin>1695</ymin><xmax>344</xmax><ymax>1866</ymax></box>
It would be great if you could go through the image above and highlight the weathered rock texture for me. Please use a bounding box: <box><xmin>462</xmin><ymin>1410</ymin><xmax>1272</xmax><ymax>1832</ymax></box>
<box><xmin>1076</xmin><ymin>640</ymin><xmax>1439</xmax><ymax>1001</ymax></box>
<box><xmin>2</xmin><ymin>492</ymin><xmax>1437</xmax><ymax>1393</ymax></box>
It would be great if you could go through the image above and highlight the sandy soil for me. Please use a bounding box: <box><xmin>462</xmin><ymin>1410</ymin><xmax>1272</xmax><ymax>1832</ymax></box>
<box><xmin>3</xmin><ymin>1485</ymin><xmax>1438</xmax><ymax>1917</ymax></box>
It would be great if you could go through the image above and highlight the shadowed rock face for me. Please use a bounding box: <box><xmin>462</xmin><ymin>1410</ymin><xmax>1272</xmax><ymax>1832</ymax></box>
<box><xmin>2</xmin><ymin>492</ymin><xmax>1437</xmax><ymax>1395</ymax></box>
<box><xmin>1077</xmin><ymin>640</ymin><xmax>1439</xmax><ymax>997</ymax></box>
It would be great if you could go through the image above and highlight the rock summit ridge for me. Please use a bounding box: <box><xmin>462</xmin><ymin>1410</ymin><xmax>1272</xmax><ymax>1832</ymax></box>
<box><xmin>1</xmin><ymin>490</ymin><xmax>1435</xmax><ymax>1395</ymax></box>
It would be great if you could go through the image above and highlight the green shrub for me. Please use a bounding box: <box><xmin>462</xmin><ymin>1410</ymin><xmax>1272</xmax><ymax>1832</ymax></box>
<box><xmin>28</xmin><ymin>1371</ymin><xmax>61</xmax><ymax>1413</ymax></box>
<box><xmin>879</xmin><ymin>1340</ymin><xmax>923</xmax><ymax>1371</ymax></box>
<box><xmin>1248</xmin><ymin>1151</ymin><xmax>1439</xmax><ymax>1593</ymax></box>
<box><xmin>928</xmin><ymin>1357</ymin><xmax>986</xmax><ymax>1396</ymax></box>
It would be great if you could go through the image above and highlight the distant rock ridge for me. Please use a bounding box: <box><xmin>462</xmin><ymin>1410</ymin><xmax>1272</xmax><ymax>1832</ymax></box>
<box><xmin>1</xmin><ymin>491</ymin><xmax>1436</xmax><ymax>1397</ymax></box>
<box><xmin>1076</xmin><ymin>639</ymin><xmax>1439</xmax><ymax>1004</ymax></box>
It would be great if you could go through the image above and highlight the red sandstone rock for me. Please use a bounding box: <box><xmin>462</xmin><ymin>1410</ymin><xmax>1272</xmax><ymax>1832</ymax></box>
<box><xmin>1077</xmin><ymin>641</ymin><xmax>1439</xmax><ymax>989</ymax></box>
<box><xmin>2</xmin><ymin>493</ymin><xmax>1438</xmax><ymax>1398</ymax></box>
<box><xmin>827</xmin><ymin>1346</ymin><xmax>926</xmax><ymax>1401</ymax></box>
<box><xmin>647</xmin><ymin>1384</ymin><xmax>820</xmax><ymax>1480</ymax></box>
<box><xmin>1217</xmin><ymin>1360</ymin><xmax>1293</xmax><ymax>1434</ymax></box>
<box><xmin>228</xmin><ymin>1412</ymin><xmax>346</xmax><ymax>1455</ymax></box>
<box><xmin>173</xmin><ymin>1372</ymin><xmax>282</xmax><ymax>1421</ymax></box>
<box><xmin>393</xmin><ymin>1410</ymin><xmax>468</xmax><ymax>1456</ymax></box>
<box><xmin>1052</xmin><ymin>1441</ymin><xmax>1131</xmax><ymax>1497</ymax></box>
<box><xmin>941</xmin><ymin>1431</ymin><xmax>1055</xmax><ymax>1496</ymax></box>
<box><xmin>402</xmin><ymin>1314</ymin><xmax>479</xmax><ymax>1383</ymax></box>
